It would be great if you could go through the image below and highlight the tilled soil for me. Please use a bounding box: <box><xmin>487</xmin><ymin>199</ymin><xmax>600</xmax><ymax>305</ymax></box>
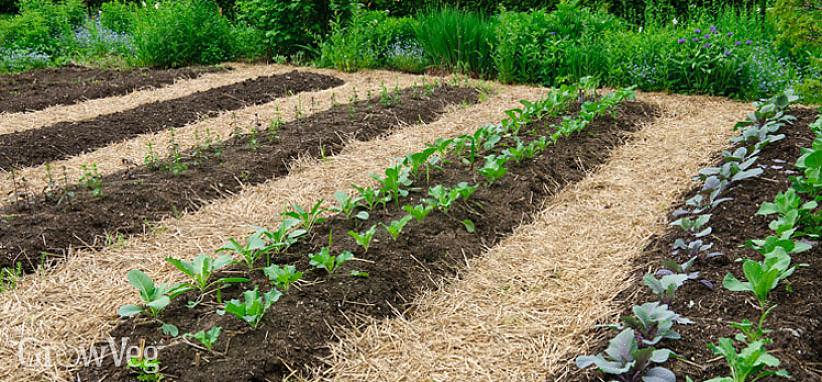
<box><xmin>75</xmin><ymin>101</ymin><xmax>658</xmax><ymax>382</ymax></box>
<box><xmin>0</xmin><ymin>70</ymin><xmax>344</xmax><ymax>170</ymax></box>
<box><xmin>0</xmin><ymin>65</ymin><xmax>219</xmax><ymax>114</ymax></box>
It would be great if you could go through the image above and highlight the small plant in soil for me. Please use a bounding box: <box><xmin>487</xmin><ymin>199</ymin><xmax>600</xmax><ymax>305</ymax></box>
<box><xmin>217</xmin><ymin>230</ymin><xmax>267</xmax><ymax>271</ymax></box>
<box><xmin>478</xmin><ymin>154</ymin><xmax>509</xmax><ymax>184</ymax></box>
<box><xmin>348</xmin><ymin>225</ymin><xmax>377</xmax><ymax>253</ymax></box>
<box><xmin>308</xmin><ymin>247</ymin><xmax>353</xmax><ymax>274</ymax></box>
<box><xmin>331</xmin><ymin>191</ymin><xmax>368</xmax><ymax>220</ymax></box>
<box><xmin>643</xmin><ymin>273</ymin><xmax>688</xmax><ymax>304</ymax></box>
<box><xmin>263</xmin><ymin>264</ymin><xmax>302</xmax><ymax>292</ymax></box>
<box><xmin>218</xmin><ymin>288</ymin><xmax>281</xmax><ymax>329</ymax></box>
<box><xmin>576</xmin><ymin>328</ymin><xmax>675</xmax><ymax>382</ymax></box>
<box><xmin>127</xmin><ymin>356</ymin><xmax>163</xmax><ymax>381</ymax></box>
<box><xmin>353</xmin><ymin>184</ymin><xmax>387</xmax><ymax>211</ymax></box>
<box><xmin>373</xmin><ymin>164</ymin><xmax>413</xmax><ymax>208</ymax></box>
<box><xmin>79</xmin><ymin>163</ymin><xmax>103</xmax><ymax>197</ymax></box>
<box><xmin>185</xmin><ymin>326</ymin><xmax>221</xmax><ymax>351</ymax></box>
<box><xmin>283</xmin><ymin>200</ymin><xmax>327</xmax><ymax>233</ymax></box>
<box><xmin>165</xmin><ymin>254</ymin><xmax>248</xmax><ymax>297</ymax></box>
<box><xmin>610</xmin><ymin>302</ymin><xmax>693</xmax><ymax>346</ymax></box>
<box><xmin>118</xmin><ymin>269</ymin><xmax>191</xmax><ymax>320</ymax></box>
<box><xmin>729</xmin><ymin>305</ymin><xmax>776</xmax><ymax>343</ymax></box>
<box><xmin>722</xmin><ymin>247</ymin><xmax>796</xmax><ymax>309</ymax></box>
<box><xmin>403</xmin><ymin>203</ymin><xmax>433</xmax><ymax>223</ymax></box>
<box><xmin>383</xmin><ymin>215</ymin><xmax>413</xmax><ymax>241</ymax></box>
<box><xmin>144</xmin><ymin>142</ymin><xmax>161</xmax><ymax>171</ymax></box>
<box><xmin>670</xmin><ymin>214</ymin><xmax>712</xmax><ymax>238</ymax></box>
<box><xmin>705</xmin><ymin>337</ymin><xmax>789</xmax><ymax>382</ymax></box>
<box><xmin>258</xmin><ymin>222</ymin><xmax>306</xmax><ymax>265</ymax></box>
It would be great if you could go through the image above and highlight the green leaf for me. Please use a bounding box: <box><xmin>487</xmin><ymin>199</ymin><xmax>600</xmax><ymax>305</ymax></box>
<box><xmin>462</xmin><ymin>219</ymin><xmax>476</xmax><ymax>233</ymax></box>
<box><xmin>162</xmin><ymin>323</ymin><xmax>179</xmax><ymax>337</ymax></box>
<box><xmin>127</xmin><ymin>269</ymin><xmax>155</xmax><ymax>301</ymax></box>
<box><xmin>118</xmin><ymin>304</ymin><xmax>143</xmax><ymax>318</ymax></box>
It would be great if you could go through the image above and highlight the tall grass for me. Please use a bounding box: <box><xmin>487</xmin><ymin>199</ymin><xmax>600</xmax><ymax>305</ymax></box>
<box><xmin>414</xmin><ymin>7</ymin><xmax>495</xmax><ymax>77</ymax></box>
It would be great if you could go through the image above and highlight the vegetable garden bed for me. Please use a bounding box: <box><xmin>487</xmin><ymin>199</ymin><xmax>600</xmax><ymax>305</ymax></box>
<box><xmin>0</xmin><ymin>70</ymin><xmax>343</xmax><ymax>170</ymax></box>
<box><xmin>572</xmin><ymin>99</ymin><xmax>821</xmax><ymax>381</ymax></box>
<box><xmin>0</xmin><ymin>65</ymin><xmax>221</xmax><ymax>114</ymax></box>
<box><xmin>76</xmin><ymin>86</ymin><xmax>657</xmax><ymax>381</ymax></box>
<box><xmin>0</xmin><ymin>84</ymin><xmax>478</xmax><ymax>272</ymax></box>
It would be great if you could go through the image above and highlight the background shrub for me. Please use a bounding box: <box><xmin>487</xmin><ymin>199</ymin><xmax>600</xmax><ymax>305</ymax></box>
<box><xmin>131</xmin><ymin>0</ymin><xmax>233</xmax><ymax>67</ymax></box>
<box><xmin>414</xmin><ymin>7</ymin><xmax>495</xmax><ymax>77</ymax></box>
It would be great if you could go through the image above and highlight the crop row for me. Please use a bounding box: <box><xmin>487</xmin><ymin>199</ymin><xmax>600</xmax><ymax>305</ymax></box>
<box><xmin>106</xmin><ymin>79</ymin><xmax>637</xmax><ymax>380</ymax></box>
<box><xmin>575</xmin><ymin>90</ymin><xmax>821</xmax><ymax>382</ymax></box>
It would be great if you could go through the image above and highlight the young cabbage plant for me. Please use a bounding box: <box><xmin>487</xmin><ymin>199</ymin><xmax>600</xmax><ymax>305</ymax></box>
<box><xmin>575</xmin><ymin>329</ymin><xmax>675</xmax><ymax>382</ymax></box>
<box><xmin>330</xmin><ymin>191</ymin><xmax>363</xmax><ymax>219</ymax></box>
<box><xmin>403</xmin><ymin>203</ymin><xmax>433</xmax><ymax>223</ymax></box>
<box><xmin>373</xmin><ymin>164</ymin><xmax>413</xmax><ymax>207</ymax></box>
<box><xmin>282</xmin><ymin>200</ymin><xmax>327</xmax><ymax>233</ymax></box>
<box><xmin>670</xmin><ymin>214</ymin><xmax>712</xmax><ymax>238</ymax></box>
<box><xmin>723</xmin><ymin>247</ymin><xmax>796</xmax><ymax>309</ymax></box>
<box><xmin>643</xmin><ymin>273</ymin><xmax>688</xmax><ymax>304</ymax></box>
<box><xmin>348</xmin><ymin>225</ymin><xmax>377</xmax><ymax>253</ymax></box>
<box><xmin>671</xmin><ymin>239</ymin><xmax>718</xmax><ymax>258</ymax></box>
<box><xmin>478</xmin><ymin>154</ymin><xmax>509</xmax><ymax>184</ymax></box>
<box><xmin>258</xmin><ymin>222</ymin><xmax>306</xmax><ymax>265</ymax></box>
<box><xmin>127</xmin><ymin>356</ymin><xmax>163</xmax><ymax>382</ymax></box>
<box><xmin>426</xmin><ymin>185</ymin><xmax>460</xmax><ymax>213</ymax></box>
<box><xmin>185</xmin><ymin>326</ymin><xmax>221</xmax><ymax>351</ymax></box>
<box><xmin>353</xmin><ymin>184</ymin><xmax>388</xmax><ymax>211</ymax></box>
<box><xmin>308</xmin><ymin>247</ymin><xmax>354</xmax><ymax>274</ymax></box>
<box><xmin>403</xmin><ymin>147</ymin><xmax>437</xmax><ymax>174</ymax></box>
<box><xmin>218</xmin><ymin>288</ymin><xmax>281</xmax><ymax>329</ymax></box>
<box><xmin>757</xmin><ymin>188</ymin><xmax>817</xmax><ymax>219</ymax></box>
<box><xmin>746</xmin><ymin>234</ymin><xmax>812</xmax><ymax>256</ymax></box>
<box><xmin>383</xmin><ymin>215</ymin><xmax>413</xmax><ymax>241</ymax></box>
<box><xmin>165</xmin><ymin>254</ymin><xmax>248</xmax><ymax>295</ymax></box>
<box><xmin>262</xmin><ymin>264</ymin><xmax>302</xmax><ymax>292</ymax></box>
<box><xmin>118</xmin><ymin>269</ymin><xmax>192</xmax><ymax>319</ymax></box>
<box><xmin>217</xmin><ymin>230</ymin><xmax>268</xmax><ymax>271</ymax></box>
<box><xmin>613</xmin><ymin>302</ymin><xmax>693</xmax><ymax>346</ymax></box>
<box><xmin>730</xmin><ymin>305</ymin><xmax>776</xmax><ymax>344</ymax></box>
<box><xmin>705</xmin><ymin>338</ymin><xmax>789</xmax><ymax>382</ymax></box>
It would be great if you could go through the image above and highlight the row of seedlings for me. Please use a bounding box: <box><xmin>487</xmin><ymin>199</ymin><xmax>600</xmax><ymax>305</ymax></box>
<box><xmin>116</xmin><ymin>78</ymin><xmax>637</xmax><ymax>379</ymax></box>
<box><xmin>575</xmin><ymin>89</ymin><xmax>818</xmax><ymax>382</ymax></box>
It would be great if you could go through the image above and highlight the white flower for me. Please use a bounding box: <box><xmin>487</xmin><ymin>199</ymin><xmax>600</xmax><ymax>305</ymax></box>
<box><xmin>672</xmin><ymin>18</ymin><xmax>678</xmax><ymax>25</ymax></box>
<box><xmin>154</xmin><ymin>2</ymin><xmax>160</xmax><ymax>9</ymax></box>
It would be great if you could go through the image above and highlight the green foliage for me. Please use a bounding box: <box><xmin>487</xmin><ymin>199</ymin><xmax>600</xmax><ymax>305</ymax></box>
<box><xmin>643</xmin><ymin>273</ymin><xmax>688</xmax><ymax>304</ymax></box>
<box><xmin>127</xmin><ymin>356</ymin><xmax>163</xmax><ymax>381</ymax></box>
<box><xmin>219</xmin><ymin>287</ymin><xmax>281</xmax><ymax>329</ymax></box>
<box><xmin>282</xmin><ymin>200</ymin><xmax>327</xmax><ymax>233</ymax></box>
<box><xmin>308</xmin><ymin>247</ymin><xmax>353</xmax><ymax>273</ymax></box>
<box><xmin>382</xmin><ymin>215</ymin><xmax>413</xmax><ymax>241</ymax></box>
<box><xmin>576</xmin><ymin>328</ymin><xmax>675</xmax><ymax>382</ymax></box>
<box><xmin>186</xmin><ymin>326</ymin><xmax>221</xmax><ymax>351</ymax></box>
<box><xmin>234</xmin><ymin>0</ymin><xmax>323</xmax><ymax>57</ymax></box>
<box><xmin>165</xmin><ymin>254</ymin><xmax>248</xmax><ymax>294</ymax></box>
<box><xmin>616</xmin><ymin>302</ymin><xmax>693</xmax><ymax>346</ymax></box>
<box><xmin>414</xmin><ymin>7</ymin><xmax>496</xmax><ymax>77</ymax></box>
<box><xmin>403</xmin><ymin>203</ymin><xmax>433</xmax><ymax>223</ymax></box>
<box><xmin>217</xmin><ymin>230</ymin><xmax>267</xmax><ymax>271</ymax></box>
<box><xmin>705</xmin><ymin>338</ymin><xmax>790</xmax><ymax>382</ymax></box>
<box><xmin>723</xmin><ymin>247</ymin><xmax>797</xmax><ymax>309</ymax></box>
<box><xmin>0</xmin><ymin>0</ymin><xmax>85</xmax><ymax>54</ymax></box>
<box><xmin>348</xmin><ymin>225</ymin><xmax>377</xmax><ymax>253</ymax></box>
<box><xmin>100</xmin><ymin>0</ymin><xmax>136</xmax><ymax>33</ymax></box>
<box><xmin>262</xmin><ymin>264</ymin><xmax>302</xmax><ymax>292</ymax></box>
<box><xmin>79</xmin><ymin>163</ymin><xmax>103</xmax><ymax>197</ymax></box>
<box><xmin>131</xmin><ymin>0</ymin><xmax>234</xmax><ymax>67</ymax></box>
<box><xmin>118</xmin><ymin>269</ymin><xmax>191</xmax><ymax>318</ymax></box>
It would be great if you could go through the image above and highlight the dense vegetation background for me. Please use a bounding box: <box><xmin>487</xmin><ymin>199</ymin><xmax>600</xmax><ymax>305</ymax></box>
<box><xmin>0</xmin><ymin>0</ymin><xmax>819</xmax><ymax>102</ymax></box>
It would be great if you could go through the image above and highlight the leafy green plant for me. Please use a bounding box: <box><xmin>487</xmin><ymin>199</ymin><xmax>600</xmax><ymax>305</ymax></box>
<box><xmin>282</xmin><ymin>200</ymin><xmax>326</xmax><ymax>233</ymax></box>
<box><xmin>348</xmin><ymin>225</ymin><xmax>377</xmax><ymax>253</ymax></box>
<box><xmin>576</xmin><ymin>328</ymin><xmax>675</xmax><ymax>382</ymax></box>
<box><xmin>263</xmin><ymin>264</ymin><xmax>302</xmax><ymax>292</ymax></box>
<box><xmin>705</xmin><ymin>338</ymin><xmax>789</xmax><ymax>382</ymax></box>
<box><xmin>373</xmin><ymin>164</ymin><xmax>413</xmax><ymax>207</ymax></box>
<box><xmin>670</xmin><ymin>214</ymin><xmax>712</xmax><ymax>238</ymax></box>
<box><xmin>643</xmin><ymin>273</ymin><xmax>688</xmax><ymax>304</ymax></box>
<box><xmin>185</xmin><ymin>326</ymin><xmax>221</xmax><ymax>351</ymax></box>
<box><xmin>478</xmin><ymin>154</ymin><xmax>509</xmax><ymax>183</ymax></box>
<box><xmin>257</xmin><ymin>222</ymin><xmax>306</xmax><ymax>265</ymax></box>
<box><xmin>308</xmin><ymin>247</ymin><xmax>354</xmax><ymax>274</ymax></box>
<box><xmin>79</xmin><ymin>163</ymin><xmax>103</xmax><ymax>197</ymax></box>
<box><xmin>730</xmin><ymin>305</ymin><xmax>776</xmax><ymax>344</ymax></box>
<box><xmin>217</xmin><ymin>230</ymin><xmax>267</xmax><ymax>271</ymax></box>
<box><xmin>331</xmin><ymin>191</ymin><xmax>367</xmax><ymax>220</ymax></box>
<box><xmin>353</xmin><ymin>184</ymin><xmax>386</xmax><ymax>211</ymax></box>
<box><xmin>127</xmin><ymin>356</ymin><xmax>163</xmax><ymax>381</ymax></box>
<box><xmin>403</xmin><ymin>203</ymin><xmax>433</xmax><ymax>223</ymax></box>
<box><xmin>118</xmin><ymin>269</ymin><xmax>191</xmax><ymax>319</ymax></box>
<box><xmin>723</xmin><ymin>247</ymin><xmax>797</xmax><ymax>309</ymax></box>
<box><xmin>218</xmin><ymin>288</ymin><xmax>281</xmax><ymax>329</ymax></box>
<box><xmin>383</xmin><ymin>215</ymin><xmax>413</xmax><ymax>241</ymax></box>
<box><xmin>165</xmin><ymin>254</ymin><xmax>248</xmax><ymax>295</ymax></box>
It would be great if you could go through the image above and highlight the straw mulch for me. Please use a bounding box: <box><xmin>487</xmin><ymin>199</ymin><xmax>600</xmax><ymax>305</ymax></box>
<box><xmin>0</xmin><ymin>80</ymin><xmax>543</xmax><ymax>382</ymax></box>
<box><xmin>0</xmin><ymin>67</ymin><xmax>430</xmax><ymax>207</ymax></box>
<box><xmin>316</xmin><ymin>92</ymin><xmax>752</xmax><ymax>382</ymax></box>
<box><xmin>0</xmin><ymin>63</ymin><xmax>289</xmax><ymax>136</ymax></box>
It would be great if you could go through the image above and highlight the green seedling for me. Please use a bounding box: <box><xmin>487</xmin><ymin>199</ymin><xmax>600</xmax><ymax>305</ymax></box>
<box><xmin>642</xmin><ymin>273</ymin><xmax>688</xmax><ymax>304</ymax></box>
<box><xmin>127</xmin><ymin>356</ymin><xmax>163</xmax><ymax>381</ymax></box>
<box><xmin>263</xmin><ymin>264</ymin><xmax>302</xmax><ymax>292</ymax></box>
<box><xmin>219</xmin><ymin>288</ymin><xmax>281</xmax><ymax>329</ymax></box>
<box><xmin>403</xmin><ymin>203</ymin><xmax>433</xmax><ymax>223</ymax></box>
<box><xmin>723</xmin><ymin>247</ymin><xmax>796</xmax><ymax>309</ymax></box>
<box><xmin>118</xmin><ymin>269</ymin><xmax>191</xmax><ymax>319</ymax></box>
<box><xmin>217</xmin><ymin>230</ymin><xmax>268</xmax><ymax>271</ymax></box>
<box><xmin>348</xmin><ymin>225</ymin><xmax>377</xmax><ymax>253</ymax></box>
<box><xmin>383</xmin><ymin>215</ymin><xmax>413</xmax><ymax>241</ymax></box>
<box><xmin>706</xmin><ymin>338</ymin><xmax>789</xmax><ymax>382</ymax></box>
<box><xmin>258</xmin><ymin>222</ymin><xmax>306</xmax><ymax>265</ymax></box>
<box><xmin>373</xmin><ymin>164</ymin><xmax>413</xmax><ymax>207</ymax></box>
<box><xmin>165</xmin><ymin>254</ymin><xmax>248</xmax><ymax>295</ymax></box>
<box><xmin>478</xmin><ymin>154</ymin><xmax>509</xmax><ymax>184</ymax></box>
<box><xmin>331</xmin><ymin>191</ymin><xmax>364</xmax><ymax>219</ymax></box>
<box><xmin>79</xmin><ymin>163</ymin><xmax>103</xmax><ymax>197</ymax></box>
<box><xmin>144</xmin><ymin>142</ymin><xmax>161</xmax><ymax>170</ymax></box>
<box><xmin>353</xmin><ymin>184</ymin><xmax>387</xmax><ymax>211</ymax></box>
<box><xmin>283</xmin><ymin>200</ymin><xmax>327</xmax><ymax>233</ymax></box>
<box><xmin>185</xmin><ymin>326</ymin><xmax>221</xmax><ymax>351</ymax></box>
<box><xmin>670</xmin><ymin>214</ymin><xmax>712</xmax><ymax>238</ymax></box>
<box><xmin>612</xmin><ymin>302</ymin><xmax>693</xmax><ymax>346</ymax></box>
<box><xmin>308</xmin><ymin>247</ymin><xmax>354</xmax><ymax>274</ymax></box>
<box><xmin>730</xmin><ymin>305</ymin><xmax>776</xmax><ymax>343</ymax></box>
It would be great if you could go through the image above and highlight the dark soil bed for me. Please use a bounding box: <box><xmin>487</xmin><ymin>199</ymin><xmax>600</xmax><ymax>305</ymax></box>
<box><xmin>0</xmin><ymin>65</ymin><xmax>220</xmax><ymax>114</ymax></box>
<box><xmin>0</xmin><ymin>85</ymin><xmax>479</xmax><ymax>272</ymax></box>
<box><xmin>570</xmin><ymin>108</ymin><xmax>821</xmax><ymax>382</ymax></box>
<box><xmin>75</xmin><ymin>101</ymin><xmax>658</xmax><ymax>382</ymax></box>
<box><xmin>0</xmin><ymin>70</ymin><xmax>344</xmax><ymax>170</ymax></box>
